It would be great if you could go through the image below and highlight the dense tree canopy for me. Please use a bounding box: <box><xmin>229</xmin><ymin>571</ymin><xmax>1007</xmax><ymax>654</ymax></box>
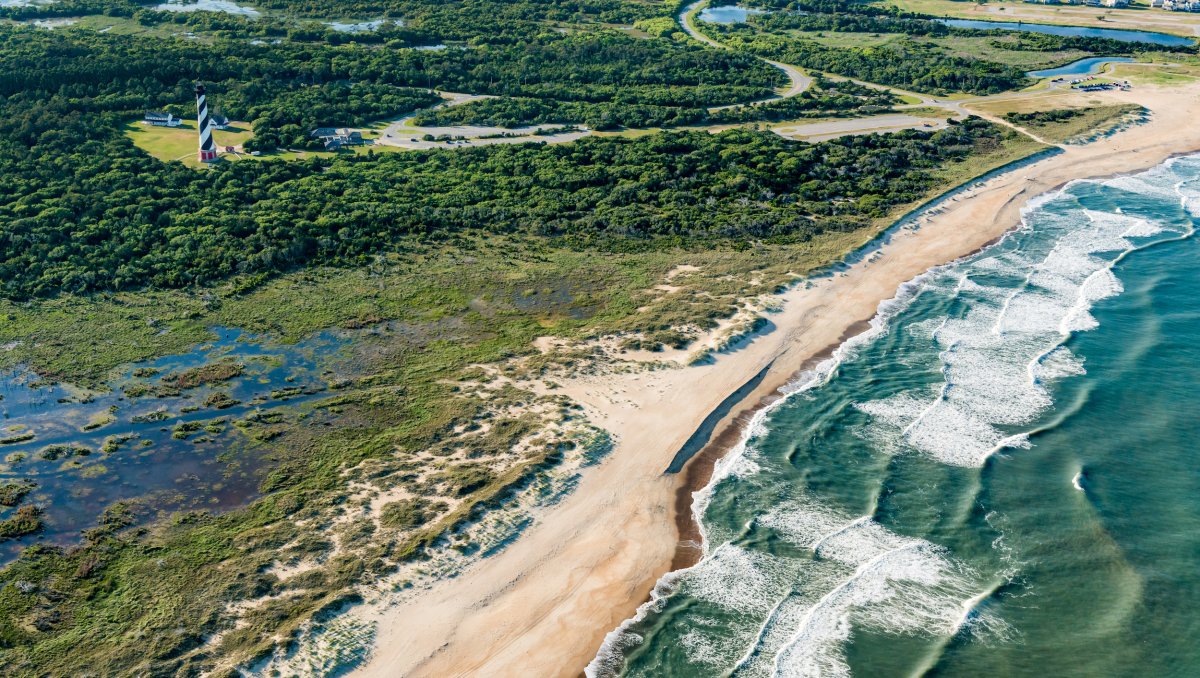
<box><xmin>0</xmin><ymin>113</ymin><xmax>1011</xmax><ymax>298</ymax></box>
<box><xmin>718</xmin><ymin>0</ymin><xmax>1195</xmax><ymax>95</ymax></box>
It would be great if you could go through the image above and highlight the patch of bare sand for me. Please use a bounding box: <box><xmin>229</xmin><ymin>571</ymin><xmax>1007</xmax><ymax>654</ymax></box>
<box><xmin>353</xmin><ymin>83</ymin><xmax>1200</xmax><ymax>678</ymax></box>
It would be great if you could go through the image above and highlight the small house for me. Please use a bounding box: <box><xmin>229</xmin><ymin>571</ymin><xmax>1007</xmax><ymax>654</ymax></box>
<box><xmin>144</xmin><ymin>111</ymin><xmax>181</xmax><ymax>127</ymax></box>
<box><xmin>212</xmin><ymin>114</ymin><xmax>230</xmax><ymax>130</ymax></box>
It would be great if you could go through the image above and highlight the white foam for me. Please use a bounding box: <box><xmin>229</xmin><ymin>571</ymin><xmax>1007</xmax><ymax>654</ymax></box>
<box><xmin>588</xmin><ymin>159</ymin><xmax>1200</xmax><ymax>675</ymax></box>
<box><xmin>721</xmin><ymin>504</ymin><xmax>984</xmax><ymax>678</ymax></box>
<box><xmin>856</xmin><ymin>198</ymin><xmax>1186</xmax><ymax>467</ymax></box>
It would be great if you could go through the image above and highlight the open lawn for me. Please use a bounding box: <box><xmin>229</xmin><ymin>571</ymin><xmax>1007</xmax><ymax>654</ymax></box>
<box><xmin>125</xmin><ymin>119</ymin><xmax>256</xmax><ymax>166</ymax></box>
<box><xmin>124</xmin><ymin>119</ymin><xmax>409</xmax><ymax>166</ymax></box>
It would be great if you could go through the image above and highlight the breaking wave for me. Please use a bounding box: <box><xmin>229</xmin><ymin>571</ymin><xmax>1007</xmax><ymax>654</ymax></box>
<box><xmin>589</xmin><ymin>155</ymin><xmax>1200</xmax><ymax>677</ymax></box>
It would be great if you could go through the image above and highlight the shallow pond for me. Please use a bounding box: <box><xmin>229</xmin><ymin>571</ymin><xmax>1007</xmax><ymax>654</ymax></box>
<box><xmin>326</xmin><ymin>18</ymin><xmax>404</xmax><ymax>33</ymax></box>
<box><xmin>0</xmin><ymin>327</ymin><xmax>353</xmax><ymax>563</ymax></box>
<box><xmin>939</xmin><ymin>18</ymin><xmax>1192</xmax><ymax>46</ymax></box>
<box><xmin>698</xmin><ymin>4</ymin><xmax>766</xmax><ymax>25</ymax></box>
<box><xmin>1027</xmin><ymin>56</ymin><xmax>1134</xmax><ymax>78</ymax></box>
<box><xmin>154</xmin><ymin>0</ymin><xmax>261</xmax><ymax>18</ymax></box>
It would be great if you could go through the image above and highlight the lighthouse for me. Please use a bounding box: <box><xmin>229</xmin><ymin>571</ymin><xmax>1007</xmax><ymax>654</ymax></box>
<box><xmin>195</xmin><ymin>83</ymin><xmax>218</xmax><ymax>163</ymax></box>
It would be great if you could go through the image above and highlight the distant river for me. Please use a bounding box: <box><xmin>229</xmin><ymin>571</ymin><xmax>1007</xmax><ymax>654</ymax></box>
<box><xmin>590</xmin><ymin>155</ymin><xmax>1200</xmax><ymax>676</ymax></box>
<box><xmin>939</xmin><ymin>18</ymin><xmax>1193</xmax><ymax>46</ymax></box>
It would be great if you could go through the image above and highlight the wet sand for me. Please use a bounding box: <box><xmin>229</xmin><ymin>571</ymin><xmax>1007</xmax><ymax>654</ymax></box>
<box><xmin>352</xmin><ymin>83</ymin><xmax>1200</xmax><ymax>678</ymax></box>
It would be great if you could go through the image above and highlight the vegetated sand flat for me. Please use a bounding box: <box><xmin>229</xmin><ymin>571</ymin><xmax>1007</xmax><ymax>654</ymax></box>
<box><xmin>774</xmin><ymin>113</ymin><xmax>949</xmax><ymax>141</ymax></box>
<box><xmin>354</xmin><ymin>82</ymin><xmax>1200</xmax><ymax>678</ymax></box>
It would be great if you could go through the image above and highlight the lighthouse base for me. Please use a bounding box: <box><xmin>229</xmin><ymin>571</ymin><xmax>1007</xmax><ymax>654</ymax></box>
<box><xmin>199</xmin><ymin>149</ymin><xmax>219</xmax><ymax>163</ymax></box>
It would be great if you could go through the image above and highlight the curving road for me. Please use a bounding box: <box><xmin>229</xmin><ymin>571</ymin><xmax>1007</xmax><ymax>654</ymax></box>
<box><xmin>367</xmin><ymin>6</ymin><xmax>1146</xmax><ymax>152</ymax></box>
<box><xmin>679</xmin><ymin>0</ymin><xmax>813</xmax><ymax>110</ymax></box>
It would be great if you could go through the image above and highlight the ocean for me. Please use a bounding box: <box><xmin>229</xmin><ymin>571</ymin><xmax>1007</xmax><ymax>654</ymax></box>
<box><xmin>589</xmin><ymin>154</ymin><xmax>1200</xmax><ymax>677</ymax></box>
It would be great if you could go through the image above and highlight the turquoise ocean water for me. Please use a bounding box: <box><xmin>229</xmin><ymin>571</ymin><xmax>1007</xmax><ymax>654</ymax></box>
<box><xmin>588</xmin><ymin>154</ymin><xmax>1200</xmax><ymax>677</ymax></box>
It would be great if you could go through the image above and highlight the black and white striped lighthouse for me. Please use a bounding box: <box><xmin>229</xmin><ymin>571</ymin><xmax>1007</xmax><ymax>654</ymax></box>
<box><xmin>195</xmin><ymin>83</ymin><xmax>218</xmax><ymax>163</ymax></box>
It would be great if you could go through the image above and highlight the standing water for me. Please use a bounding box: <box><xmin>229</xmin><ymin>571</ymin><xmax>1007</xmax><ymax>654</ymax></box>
<box><xmin>0</xmin><ymin>327</ymin><xmax>352</xmax><ymax>563</ymax></box>
<box><xmin>590</xmin><ymin>154</ymin><xmax>1200</xmax><ymax>676</ymax></box>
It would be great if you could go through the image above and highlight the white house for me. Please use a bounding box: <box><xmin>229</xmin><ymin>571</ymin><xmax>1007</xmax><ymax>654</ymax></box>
<box><xmin>143</xmin><ymin>111</ymin><xmax>181</xmax><ymax>127</ymax></box>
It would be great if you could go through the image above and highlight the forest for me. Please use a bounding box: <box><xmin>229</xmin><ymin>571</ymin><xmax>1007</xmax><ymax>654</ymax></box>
<box><xmin>412</xmin><ymin>77</ymin><xmax>897</xmax><ymax>129</ymax></box>
<box><xmin>0</xmin><ymin>2</ymin><xmax>1062</xmax><ymax>675</ymax></box>
<box><xmin>0</xmin><ymin>106</ymin><xmax>1012</xmax><ymax>298</ymax></box>
<box><xmin>711</xmin><ymin>0</ymin><xmax>1195</xmax><ymax>95</ymax></box>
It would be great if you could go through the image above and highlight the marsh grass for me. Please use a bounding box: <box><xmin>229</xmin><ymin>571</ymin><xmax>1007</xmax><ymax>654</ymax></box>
<box><xmin>0</xmin><ymin>128</ymin><xmax>1045</xmax><ymax>675</ymax></box>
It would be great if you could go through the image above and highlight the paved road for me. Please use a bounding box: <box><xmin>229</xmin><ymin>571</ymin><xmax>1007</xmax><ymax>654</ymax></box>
<box><xmin>375</xmin><ymin>92</ymin><xmax>591</xmax><ymax>150</ymax></box>
<box><xmin>364</xmin><ymin>12</ymin><xmax>1152</xmax><ymax>152</ymax></box>
<box><xmin>679</xmin><ymin>0</ymin><xmax>813</xmax><ymax>110</ymax></box>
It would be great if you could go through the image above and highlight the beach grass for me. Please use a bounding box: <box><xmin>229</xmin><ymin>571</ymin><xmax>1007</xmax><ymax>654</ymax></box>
<box><xmin>970</xmin><ymin>100</ymin><xmax>1144</xmax><ymax>143</ymax></box>
<box><xmin>0</xmin><ymin>121</ymin><xmax>1049</xmax><ymax>675</ymax></box>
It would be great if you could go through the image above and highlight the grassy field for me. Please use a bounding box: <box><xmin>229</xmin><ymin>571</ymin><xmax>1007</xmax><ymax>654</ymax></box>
<box><xmin>125</xmin><ymin>120</ymin><xmax>256</xmax><ymax>166</ymax></box>
<box><xmin>886</xmin><ymin>0</ymin><xmax>1200</xmax><ymax>38</ymax></box>
<box><xmin>124</xmin><ymin>119</ymin><xmax>416</xmax><ymax>166</ymax></box>
<box><xmin>965</xmin><ymin>90</ymin><xmax>1085</xmax><ymax>116</ymax></box>
<box><xmin>1111</xmin><ymin>61</ymin><xmax>1200</xmax><ymax>85</ymax></box>
<box><xmin>971</xmin><ymin>100</ymin><xmax>1144</xmax><ymax>143</ymax></box>
<box><xmin>0</xmin><ymin>116</ymin><xmax>1048</xmax><ymax>675</ymax></box>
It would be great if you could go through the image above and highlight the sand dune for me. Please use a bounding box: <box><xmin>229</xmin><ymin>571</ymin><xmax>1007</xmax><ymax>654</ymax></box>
<box><xmin>352</xmin><ymin>82</ymin><xmax>1200</xmax><ymax>678</ymax></box>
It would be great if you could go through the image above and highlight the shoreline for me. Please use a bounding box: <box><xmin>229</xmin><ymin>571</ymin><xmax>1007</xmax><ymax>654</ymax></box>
<box><xmin>351</xmin><ymin>82</ymin><xmax>1200</xmax><ymax>678</ymax></box>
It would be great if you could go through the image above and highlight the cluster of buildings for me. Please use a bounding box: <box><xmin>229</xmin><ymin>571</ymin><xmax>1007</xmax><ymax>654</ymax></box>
<box><xmin>1023</xmin><ymin>0</ymin><xmax>1132</xmax><ymax>6</ymax></box>
<box><xmin>141</xmin><ymin>86</ymin><xmax>372</xmax><ymax>159</ymax></box>
<box><xmin>1023</xmin><ymin>0</ymin><xmax>1199</xmax><ymax>6</ymax></box>
<box><xmin>142</xmin><ymin>111</ymin><xmax>229</xmax><ymax>129</ymax></box>
<box><xmin>310</xmin><ymin>127</ymin><xmax>370</xmax><ymax>151</ymax></box>
<box><xmin>1150</xmin><ymin>0</ymin><xmax>1200</xmax><ymax>10</ymax></box>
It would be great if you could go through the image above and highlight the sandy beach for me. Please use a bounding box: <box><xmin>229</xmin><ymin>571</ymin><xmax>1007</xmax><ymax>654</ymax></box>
<box><xmin>352</xmin><ymin>82</ymin><xmax>1200</xmax><ymax>677</ymax></box>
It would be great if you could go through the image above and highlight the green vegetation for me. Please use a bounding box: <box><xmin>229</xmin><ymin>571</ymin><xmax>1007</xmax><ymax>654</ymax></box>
<box><xmin>0</xmin><ymin>481</ymin><xmax>35</xmax><ymax>508</ymax></box>
<box><xmin>709</xmin><ymin>0</ymin><xmax>1195</xmax><ymax>95</ymax></box>
<box><xmin>380</xmin><ymin>497</ymin><xmax>447</xmax><ymax>530</ymax></box>
<box><xmin>0</xmin><ymin>432</ymin><xmax>36</xmax><ymax>445</ymax></box>
<box><xmin>0</xmin><ymin>0</ymin><xmax>1069</xmax><ymax>673</ymax></box>
<box><xmin>230</xmin><ymin>83</ymin><xmax>441</xmax><ymax>151</ymax></box>
<box><xmin>413</xmin><ymin>76</ymin><xmax>897</xmax><ymax>128</ymax></box>
<box><xmin>0</xmin><ymin>113</ymin><xmax>1018</xmax><ymax>299</ymax></box>
<box><xmin>0</xmin><ymin>506</ymin><xmax>42</xmax><ymax>542</ymax></box>
<box><xmin>1003</xmin><ymin>104</ymin><xmax>1145</xmax><ymax>143</ymax></box>
<box><xmin>161</xmin><ymin>360</ymin><xmax>245</xmax><ymax>389</ymax></box>
<box><xmin>39</xmin><ymin>444</ymin><xmax>91</xmax><ymax>461</ymax></box>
